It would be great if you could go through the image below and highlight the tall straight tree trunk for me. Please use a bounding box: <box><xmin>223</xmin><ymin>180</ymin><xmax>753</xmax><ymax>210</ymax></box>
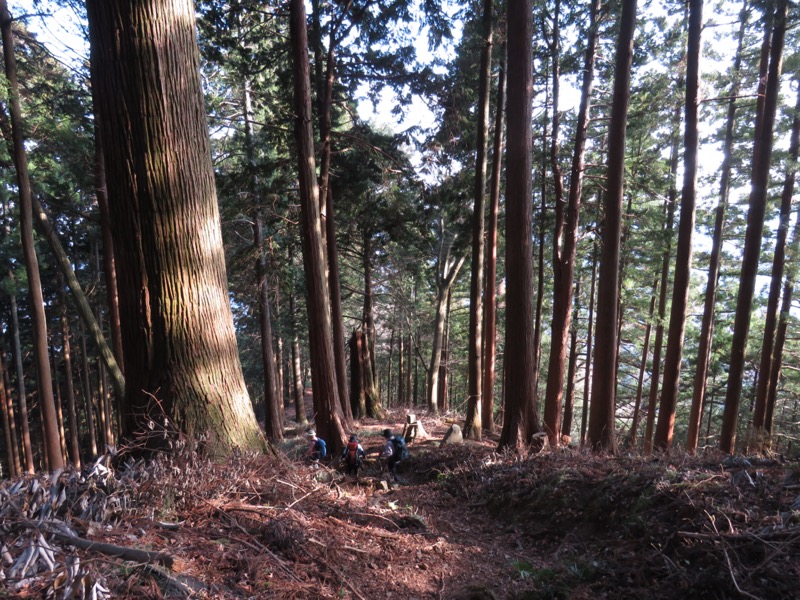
<box><xmin>360</xmin><ymin>232</ymin><xmax>381</xmax><ymax>414</ymax></box>
<box><xmin>387</xmin><ymin>329</ymin><xmax>395</xmax><ymax>406</ymax></box>
<box><xmin>581</xmin><ymin>238</ymin><xmax>598</xmax><ymax>446</ymax></box>
<box><xmin>287</xmin><ymin>0</ymin><xmax>346</xmax><ymax>453</ymax></box>
<box><xmin>629</xmin><ymin>279</ymin><xmax>657</xmax><ymax>447</ymax></box>
<box><xmin>498</xmin><ymin>0</ymin><xmax>539</xmax><ymax>451</ymax></box>
<box><xmin>439</xmin><ymin>289</ymin><xmax>453</xmax><ymax>412</ymax></box>
<box><xmin>59</xmin><ymin>278</ymin><xmax>81</xmax><ymax>468</ymax></box>
<box><xmin>289</xmin><ymin>289</ymin><xmax>307</xmax><ymax>425</ymax></box>
<box><xmin>9</xmin><ymin>291</ymin><xmax>33</xmax><ymax>472</ymax></box>
<box><xmin>588</xmin><ymin>0</ymin><xmax>638</xmax><ymax>453</ymax></box>
<box><xmin>464</xmin><ymin>0</ymin><xmax>494</xmax><ymax>440</ymax></box>
<box><xmin>752</xmin><ymin>81</ymin><xmax>800</xmax><ymax>436</ymax></box>
<box><xmin>242</xmin><ymin>81</ymin><xmax>282</xmax><ymax>442</ymax></box>
<box><xmin>406</xmin><ymin>332</ymin><xmax>413</xmax><ymax>405</ymax></box>
<box><xmin>720</xmin><ymin>0</ymin><xmax>787</xmax><ymax>454</ymax></box>
<box><xmin>78</xmin><ymin>320</ymin><xmax>98</xmax><ymax>457</ymax></box>
<box><xmin>0</xmin><ymin>346</ymin><xmax>20</xmax><ymax>477</ymax></box>
<box><xmin>644</xmin><ymin>116</ymin><xmax>680</xmax><ymax>453</ymax></box>
<box><xmin>397</xmin><ymin>329</ymin><xmax>404</xmax><ymax>407</ymax></box>
<box><xmin>254</xmin><ymin>208</ymin><xmax>282</xmax><ymax>442</ymax></box>
<box><xmin>1</xmin><ymin>0</ymin><xmax>63</xmax><ymax>471</ymax></box>
<box><xmin>87</xmin><ymin>0</ymin><xmax>265</xmax><ymax>453</ymax></box>
<box><xmin>482</xmin><ymin>50</ymin><xmax>506</xmax><ymax>433</ymax></box>
<box><xmin>543</xmin><ymin>0</ymin><xmax>599</xmax><ymax>447</ymax></box>
<box><xmin>93</xmin><ymin>132</ymin><xmax>124</xmax><ymax>374</ymax></box>
<box><xmin>654</xmin><ymin>0</ymin><xmax>703</xmax><ymax>451</ymax></box>
<box><xmin>561</xmin><ymin>279</ymin><xmax>580</xmax><ymax>442</ymax></box>
<box><xmin>686</xmin><ymin>1</ymin><xmax>748</xmax><ymax>453</ymax></box>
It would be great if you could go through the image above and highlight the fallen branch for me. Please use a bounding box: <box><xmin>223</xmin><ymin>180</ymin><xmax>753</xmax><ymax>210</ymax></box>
<box><xmin>678</xmin><ymin>528</ymin><xmax>800</xmax><ymax>543</ymax></box>
<box><xmin>47</xmin><ymin>528</ymin><xmax>173</xmax><ymax>568</ymax></box>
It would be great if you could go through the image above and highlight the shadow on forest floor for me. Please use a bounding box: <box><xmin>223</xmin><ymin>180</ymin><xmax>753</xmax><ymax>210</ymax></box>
<box><xmin>2</xmin><ymin>405</ymin><xmax>799</xmax><ymax>599</ymax></box>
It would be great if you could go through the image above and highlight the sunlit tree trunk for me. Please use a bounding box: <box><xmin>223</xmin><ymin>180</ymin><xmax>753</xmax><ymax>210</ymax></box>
<box><xmin>686</xmin><ymin>0</ymin><xmax>748</xmax><ymax>453</ymax></box>
<box><xmin>720</xmin><ymin>0</ymin><xmax>787</xmax><ymax>454</ymax></box>
<box><xmin>87</xmin><ymin>0</ymin><xmax>265</xmax><ymax>453</ymax></box>
<box><xmin>561</xmin><ymin>279</ymin><xmax>580</xmax><ymax>443</ymax></box>
<box><xmin>1</xmin><ymin>0</ymin><xmax>63</xmax><ymax>470</ymax></box>
<box><xmin>8</xmin><ymin>290</ymin><xmax>34</xmax><ymax>472</ymax></box>
<box><xmin>588</xmin><ymin>0</ymin><xmax>638</xmax><ymax>453</ymax></box>
<box><xmin>654</xmin><ymin>0</ymin><xmax>703</xmax><ymax>451</ymax></box>
<box><xmin>498</xmin><ymin>0</ymin><xmax>539</xmax><ymax>451</ymax></box>
<box><xmin>482</xmin><ymin>50</ymin><xmax>505</xmax><ymax>433</ymax></box>
<box><xmin>629</xmin><ymin>279</ymin><xmax>656</xmax><ymax>448</ymax></box>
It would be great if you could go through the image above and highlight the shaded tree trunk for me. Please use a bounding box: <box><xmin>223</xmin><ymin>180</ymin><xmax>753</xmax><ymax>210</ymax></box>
<box><xmin>482</xmin><ymin>49</ymin><xmax>505</xmax><ymax>433</ymax></box>
<box><xmin>581</xmin><ymin>237</ymin><xmax>598</xmax><ymax>446</ymax></box>
<box><xmin>588</xmin><ymin>0</ymin><xmax>638</xmax><ymax>453</ymax></box>
<box><xmin>87</xmin><ymin>0</ymin><xmax>266</xmax><ymax>453</ymax></box>
<box><xmin>561</xmin><ymin>279</ymin><xmax>580</xmax><ymax>443</ymax></box>
<box><xmin>59</xmin><ymin>278</ymin><xmax>81</xmax><ymax>468</ymax></box>
<box><xmin>78</xmin><ymin>320</ymin><xmax>98</xmax><ymax>457</ymax></box>
<box><xmin>498</xmin><ymin>0</ymin><xmax>540</xmax><ymax>451</ymax></box>
<box><xmin>0</xmin><ymin>344</ymin><xmax>20</xmax><ymax>477</ymax></box>
<box><xmin>686</xmin><ymin>0</ymin><xmax>748</xmax><ymax>453</ymax></box>
<box><xmin>464</xmin><ymin>0</ymin><xmax>494</xmax><ymax>441</ymax></box>
<box><xmin>9</xmin><ymin>290</ymin><xmax>33</xmax><ymax>472</ymax></box>
<box><xmin>543</xmin><ymin>0</ymin><xmax>599</xmax><ymax>447</ymax></box>
<box><xmin>752</xmin><ymin>80</ymin><xmax>800</xmax><ymax>437</ymax></box>
<box><xmin>720</xmin><ymin>0</ymin><xmax>787</xmax><ymax>454</ymax></box>
<box><xmin>654</xmin><ymin>0</ymin><xmax>703</xmax><ymax>451</ymax></box>
<box><xmin>289</xmin><ymin>289</ymin><xmax>307</xmax><ymax>425</ymax></box>
<box><xmin>629</xmin><ymin>279</ymin><xmax>657</xmax><ymax>448</ymax></box>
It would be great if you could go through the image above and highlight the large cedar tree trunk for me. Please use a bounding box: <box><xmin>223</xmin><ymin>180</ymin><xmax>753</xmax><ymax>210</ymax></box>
<box><xmin>86</xmin><ymin>0</ymin><xmax>265</xmax><ymax>453</ymax></box>
<box><xmin>587</xmin><ymin>0</ymin><xmax>638</xmax><ymax>453</ymax></box>
<box><xmin>720</xmin><ymin>0</ymin><xmax>787</xmax><ymax>454</ymax></box>
<box><xmin>498</xmin><ymin>0</ymin><xmax>540</xmax><ymax>451</ymax></box>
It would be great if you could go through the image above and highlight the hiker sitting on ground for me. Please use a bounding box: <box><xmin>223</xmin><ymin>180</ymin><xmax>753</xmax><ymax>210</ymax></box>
<box><xmin>305</xmin><ymin>429</ymin><xmax>327</xmax><ymax>464</ymax></box>
<box><xmin>342</xmin><ymin>434</ymin><xmax>366</xmax><ymax>477</ymax></box>
<box><xmin>380</xmin><ymin>428</ymin><xmax>408</xmax><ymax>481</ymax></box>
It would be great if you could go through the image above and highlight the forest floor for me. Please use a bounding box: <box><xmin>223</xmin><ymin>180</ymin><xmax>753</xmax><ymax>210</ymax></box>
<box><xmin>2</xmin><ymin>398</ymin><xmax>800</xmax><ymax>599</ymax></box>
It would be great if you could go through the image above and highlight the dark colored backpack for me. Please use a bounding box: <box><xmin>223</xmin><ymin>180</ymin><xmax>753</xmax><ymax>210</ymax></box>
<box><xmin>345</xmin><ymin>441</ymin><xmax>360</xmax><ymax>465</ymax></box>
<box><xmin>315</xmin><ymin>438</ymin><xmax>327</xmax><ymax>459</ymax></box>
<box><xmin>391</xmin><ymin>436</ymin><xmax>409</xmax><ymax>461</ymax></box>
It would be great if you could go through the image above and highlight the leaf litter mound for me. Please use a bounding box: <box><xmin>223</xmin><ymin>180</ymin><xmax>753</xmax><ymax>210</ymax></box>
<box><xmin>1</xmin><ymin>416</ymin><xmax>798</xmax><ymax>599</ymax></box>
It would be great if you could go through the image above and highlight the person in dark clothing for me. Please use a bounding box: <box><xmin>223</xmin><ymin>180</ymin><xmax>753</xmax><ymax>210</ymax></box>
<box><xmin>380</xmin><ymin>428</ymin><xmax>407</xmax><ymax>481</ymax></box>
<box><xmin>342</xmin><ymin>434</ymin><xmax>366</xmax><ymax>477</ymax></box>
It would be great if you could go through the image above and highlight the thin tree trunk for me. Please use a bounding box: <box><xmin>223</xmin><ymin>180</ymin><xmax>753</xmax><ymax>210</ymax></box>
<box><xmin>654</xmin><ymin>0</ymin><xmax>703</xmax><ymax>451</ymax></box>
<box><xmin>0</xmin><ymin>344</ymin><xmax>20</xmax><ymax>477</ymax></box>
<box><xmin>629</xmin><ymin>279</ymin><xmax>657</xmax><ymax>448</ymax></box>
<box><xmin>720</xmin><ymin>0</ymin><xmax>787</xmax><ymax>454</ymax></box>
<box><xmin>686</xmin><ymin>0</ymin><xmax>748</xmax><ymax>453</ymax></box>
<box><xmin>464</xmin><ymin>0</ymin><xmax>494</xmax><ymax>440</ymax></box>
<box><xmin>78</xmin><ymin>320</ymin><xmax>98</xmax><ymax>457</ymax></box>
<box><xmin>397</xmin><ymin>329</ymin><xmax>404</xmax><ymax>407</ymax></box>
<box><xmin>10</xmin><ymin>288</ymin><xmax>34</xmax><ymax>472</ymax></box>
<box><xmin>482</xmin><ymin>49</ymin><xmax>505</xmax><ymax>433</ymax></box>
<box><xmin>438</xmin><ymin>288</ymin><xmax>452</xmax><ymax>413</ymax></box>
<box><xmin>588</xmin><ymin>0</ymin><xmax>638</xmax><ymax>453</ymax></box>
<box><xmin>1</xmin><ymin>0</ymin><xmax>63</xmax><ymax>470</ymax></box>
<box><xmin>561</xmin><ymin>279</ymin><xmax>580</xmax><ymax>443</ymax></box>
<box><xmin>644</xmin><ymin>118</ymin><xmax>680</xmax><ymax>453</ymax></box>
<box><xmin>498</xmin><ymin>0</ymin><xmax>539</xmax><ymax>451</ymax></box>
<box><xmin>289</xmin><ymin>289</ymin><xmax>307</xmax><ymax>425</ymax></box>
<box><xmin>543</xmin><ymin>0</ymin><xmax>599</xmax><ymax>447</ymax></box>
<box><xmin>254</xmin><ymin>208</ymin><xmax>282</xmax><ymax>442</ymax></box>
<box><xmin>752</xmin><ymin>80</ymin><xmax>800</xmax><ymax>435</ymax></box>
<box><xmin>59</xmin><ymin>277</ymin><xmax>81</xmax><ymax>468</ymax></box>
<box><xmin>581</xmin><ymin>237</ymin><xmax>598</xmax><ymax>446</ymax></box>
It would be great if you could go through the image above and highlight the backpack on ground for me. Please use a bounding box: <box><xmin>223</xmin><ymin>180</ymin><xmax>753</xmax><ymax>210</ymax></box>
<box><xmin>391</xmin><ymin>436</ymin><xmax>409</xmax><ymax>461</ymax></box>
<box><xmin>345</xmin><ymin>441</ymin><xmax>360</xmax><ymax>465</ymax></box>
